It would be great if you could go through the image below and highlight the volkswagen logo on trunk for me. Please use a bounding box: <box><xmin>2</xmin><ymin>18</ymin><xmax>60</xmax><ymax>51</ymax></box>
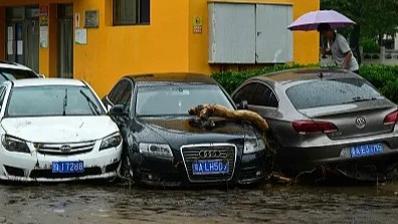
<box><xmin>199</xmin><ymin>150</ymin><xmax>226</xmax><ymax>159</ymax></box>
<box><xmin>355</xmin><ymin>117</ymin><xmax>367</xmax><ymax>129</ymax></box>
<box><xmin>60</xmin><ymin>145</ymin><xmax>72</xmax><ymax>153</ymax></box>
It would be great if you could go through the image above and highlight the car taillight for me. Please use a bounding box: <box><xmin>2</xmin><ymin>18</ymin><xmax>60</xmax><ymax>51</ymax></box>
<box><xmin>384</xmin><ymin>110</ymin><xmax>398</xmax><ymax>126</ymax></box>
<box><xmin>292</xmin><ymin>120</ymin><xmax>338</xmax><ymax>135</ymax></box>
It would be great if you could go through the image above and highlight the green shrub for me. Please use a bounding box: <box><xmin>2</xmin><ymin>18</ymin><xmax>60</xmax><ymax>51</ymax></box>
<box><xmin>361</xmin><ymin>38</ymin><xmax>380</xmax><ymax>53</ymax></box>
<box><xmin>359</xmin><ymin>64</ymin><xmax>398</xmax><ymax>89</ymax></box>
<box><xmin>380</xmin><ymin>79</ymin><xmax>398</xmax><ymax>103</ymax></box>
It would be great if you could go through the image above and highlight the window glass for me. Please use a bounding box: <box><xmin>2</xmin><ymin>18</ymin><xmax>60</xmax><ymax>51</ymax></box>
<box><xmin>113</xmin><ymin>0</ymin><xmax>150</xmax><ymax>25</ymax></box>
<box><xmin>286</xmin><ymin>78</ymin><xmax>382</xmax><ymax>110</ymax></box>
<box><xmin>248</xmin><ymin>84</ymin><xmax>278</xmax><ymax>108</ymax></box>
<box><xmin>233</xmin><ymin>83</ymin><xmax>257</xmax><ymax>104</ymax></box>
<box><xmin>136</xmin><ymin>85</ymin><xmax>234</xmax><ymax>116</ymax></box>
<box><xmin>267</xmin><ymin>92</ymin><xmax>278</xmax><ymax>108</ymax></box>
<box><xmin>108</xmin><ymin>80</ymin><xmax>129</xmax><ymax>104</ymax></box>
<box><xmin>251</xmin><ymin>84</ymin><xmax>269</xmax><ymax>106</ymax></box>
<box><xmin>7</xmin><ymin>85</ymin><xmax>105</xmax><ymax>117</ymax></box>
<box><xmin>118</xmin><ymin>83</ymin><xmax>132</xmax><ymax>106</ymax></box>
<box><xmin>0</xmin><ymin>68</ymin><xmax>37</xmax><ymax>80</ymax></box>
<box><xmin>0</xmin><ymin>86</ymin><xmax>7</xmax><ymax>110</ymax></box>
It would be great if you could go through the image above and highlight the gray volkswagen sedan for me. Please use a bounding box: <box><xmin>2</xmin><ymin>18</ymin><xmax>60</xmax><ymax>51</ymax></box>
<box><xmin>232</xmin><ymin>68</ymin><xmax>398</xmax><ymax>181</ymax></box>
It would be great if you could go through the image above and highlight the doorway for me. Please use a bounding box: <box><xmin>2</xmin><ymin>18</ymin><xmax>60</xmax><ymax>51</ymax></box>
<box><xmin>6</xmin><ymin>6</ymin><xmax>39</xmax><ymax>72</ymax></box>
<box><xmin>58</xmin><ymin>4</ymin><xmax>73</xmax><ymax>78</ymax></box>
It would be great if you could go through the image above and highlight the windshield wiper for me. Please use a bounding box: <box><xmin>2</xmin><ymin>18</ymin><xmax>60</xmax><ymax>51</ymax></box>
<box><xmin>79</xmin><ymin>90</ymin><xmax>100</xmax><ymax>115</ymax></box>
<box><xmin>63</xmin><ymin>88</ymin><xmax>68</xmax><ymax>116</ymax></box>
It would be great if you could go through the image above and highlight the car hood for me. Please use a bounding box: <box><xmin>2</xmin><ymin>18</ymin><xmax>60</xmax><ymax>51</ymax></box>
<box><xmin>1</xmin><ymin>116</ymin><xmax>119</xmax><ymax>143</ymax></box>
<box><xmin>136</xmin><ymin>117</ymin><xmax>256</xmax><ymax>147</ymax></box>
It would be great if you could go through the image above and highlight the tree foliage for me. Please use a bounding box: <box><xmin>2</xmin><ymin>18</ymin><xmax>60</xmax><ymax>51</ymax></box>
<box><xmin>321</xmin><ymin>0</ymin><xmax>398</xmax><ymax>46</ymax></box>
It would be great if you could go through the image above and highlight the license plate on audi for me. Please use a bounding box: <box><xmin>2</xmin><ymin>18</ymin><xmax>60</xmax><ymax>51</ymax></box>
<box><xmin>52</xmin><ymin>161</ymin><xmax>84</xmax><ymax>174</ymax></box>
<box><xmin>192</xmin><ymin>160</ymin><xmax>229</xmax><ymax>175</ymax></box>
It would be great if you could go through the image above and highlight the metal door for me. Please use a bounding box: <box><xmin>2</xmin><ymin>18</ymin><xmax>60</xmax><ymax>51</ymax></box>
<box><xmin>5</xmin><ymin>7</ymin><xmax>39</xmax><ymax>72</ymax></box>
<box><xmin>255</xmin><ymin>4</ymin><xmax>293</xmax><ymax>63</ymax></box>
<box><xmin>58</xmin><ymin>5</ymin><xmax>73</xmax><ymax>78</ymax></box>
<box><xmin>24</xmin><ymin>8</ymin><xmax>39</xmax><ymax>72</ymax></box>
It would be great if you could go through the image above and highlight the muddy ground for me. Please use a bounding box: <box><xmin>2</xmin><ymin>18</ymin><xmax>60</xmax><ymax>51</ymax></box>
<box><xmin>0</xmin><ymin>182</ymin><xmax>397</xmax><ymax>224</ymax></box>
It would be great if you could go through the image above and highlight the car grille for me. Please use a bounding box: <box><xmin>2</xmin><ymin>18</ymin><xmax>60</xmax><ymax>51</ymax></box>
<box><xmin>180</xmin><ymin>143</ymin><xmax>237</xmax><ymax>183</ymax></box>
<box><xmin>35</xmin><ymin>141</ymin><xmax>96</xmax><ymax>155</ymax></box>
<box><xmin>29</xmin><ymin>167</ymin><xmax>102</xmax><ymax>179</ymax></box>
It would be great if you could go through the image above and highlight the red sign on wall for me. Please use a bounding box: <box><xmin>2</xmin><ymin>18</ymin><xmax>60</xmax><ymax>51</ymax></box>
<box><xmin>39</xmin><ymin>5</ymin><xmax>49</xmax><ymax>26</ymax></box>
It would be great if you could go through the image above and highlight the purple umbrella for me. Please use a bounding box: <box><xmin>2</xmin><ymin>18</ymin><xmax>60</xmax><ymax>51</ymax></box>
<box><xmin>288</xmin><ymin>10</ymin><xmax>356</xmax><ymax>31</ymax></box>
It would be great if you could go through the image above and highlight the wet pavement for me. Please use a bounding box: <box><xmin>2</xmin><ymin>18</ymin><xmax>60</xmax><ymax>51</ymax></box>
<box><xmin>0</xmin><ymin>182</ymin><xmax>397</xmax><ymax>224</ymax></box>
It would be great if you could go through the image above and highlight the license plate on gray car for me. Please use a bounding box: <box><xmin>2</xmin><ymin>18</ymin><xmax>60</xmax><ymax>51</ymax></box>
<box><xmin>350</xmin><ymin>143</ymin><xmax>384</xmax><ymax>158</ymax></box>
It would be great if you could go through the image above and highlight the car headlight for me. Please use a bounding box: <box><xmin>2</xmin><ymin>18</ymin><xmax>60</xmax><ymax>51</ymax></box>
<box><xmin>100</xmin><ymin>133</ymin><xmax>122</xmax><ymax>150</ymax></box>
<box><xmin>2</xmin><ymin>135</ymin><xmax>30</xmax><ymax>153</ymax></box>
<box><xmin>139</xmin><ymin>143</ymin><xmax>173</xmax><ymax>158</ymax></box>
<box><xmin>244</xmin><ymin>138</ymin><xmax>266</xmax><ymax>154</ymax></box>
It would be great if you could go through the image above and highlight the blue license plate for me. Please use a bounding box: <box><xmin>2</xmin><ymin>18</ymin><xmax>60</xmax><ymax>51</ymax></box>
<box><xmin>192</xmin><ymin>160</ymin><xmax>229</xmax><ymax>175</ymax></box>
<box><xmin>52</xmin><ymin>161</ymin><xmax>84</xmax><ymax>174</ymax></box>
<box><xmin>350</xmin><ymin>143</ymin><xmax>384</xmax><ymax>158</ymax></box>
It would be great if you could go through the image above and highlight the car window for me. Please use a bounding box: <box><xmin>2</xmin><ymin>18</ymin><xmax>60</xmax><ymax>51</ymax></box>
<box><xmin>233</xmin><ymin>83</ymin><xmax>257</xmax><ymax>104</ymax></box>
<box><xmin>7</xmin><ymin>85</ymin><xmax>105</xmax><ymax>117</ymax></box>
<box><xmin>0</xmin><ymin>86</ymin><xmax>7</xmax><ymax>110</ymax></box>
<box><xmin>118</xmin><ymin>83</ymin><xmax>133</xmax><ymax>106</ymax></box>
<box><xmin>0</xmin><ymin>68</ymin><xmax>37</xmax><ymax>80</ymax></box>
<box><xmin>286</xmin><ymin>78</ymin><xmax>383</xmax><ymax>110</ymax></box>
<box><xmin>108</xmin><ymin>79</ymin><xmax>130</xmax><ymax>105</ymax></box>
<box><xmin>0</xmin><ymin>75</ymin><xmax>7</xmax><ymax>83</ymax></box>
<box><xmin>251</xmin><ymin>84</ymin><xmax>269</xmax><ymax>106</ymax></box>
<box><xmin>136</xmin><ymin>84</ymin><xmax>234</xmax><ymax>116</ymax></box>
<box><xmin>251</xmin><ymin>84</ymin><xmax>278</xmax><ymax>108</ymax></box>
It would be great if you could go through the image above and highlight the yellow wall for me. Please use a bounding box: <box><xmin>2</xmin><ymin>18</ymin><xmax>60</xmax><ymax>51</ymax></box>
<box><xmin>73</xmin><ymin>0</ymin><xmax>189</xmax><ymax>96</ymax></box>
<box><xmin>0</xmin><ymin>0</ymin><xmax>319</xmax><ymax>97</ymax></box>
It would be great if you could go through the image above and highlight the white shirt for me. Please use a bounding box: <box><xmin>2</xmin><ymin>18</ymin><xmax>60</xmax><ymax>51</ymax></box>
<box><xmin>330</xmin><ymin>33</ymin><xmax>359</xmax><ymax>71</ymax></box>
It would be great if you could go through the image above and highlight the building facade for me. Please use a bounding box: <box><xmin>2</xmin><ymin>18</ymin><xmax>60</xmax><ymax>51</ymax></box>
<box><xmin>0</xmin><ymin>0</ymin><xmax>319</xmax><ymax>96</ymax></box>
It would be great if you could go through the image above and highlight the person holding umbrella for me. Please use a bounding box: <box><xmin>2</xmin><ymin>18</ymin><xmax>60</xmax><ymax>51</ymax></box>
<box><xmin>288</xmin><ymin>10</ymin><xmax>359</xmax><ymax>73</ymax></box>
<box><xmin>317</xmin><ymin>23</ymin><xmax>359</xmax><ymax>73</ymax></box>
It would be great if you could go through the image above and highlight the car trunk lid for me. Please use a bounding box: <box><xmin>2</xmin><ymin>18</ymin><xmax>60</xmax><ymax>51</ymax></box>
<box><xmin>298</xmin><ymin>99</ymin><xmax>397</xmax><ymax>140</ymax></box>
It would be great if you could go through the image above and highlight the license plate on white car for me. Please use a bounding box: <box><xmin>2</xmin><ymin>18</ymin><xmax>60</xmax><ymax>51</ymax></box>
<box><xmin>52</xmin><ymin>161</ymin><xmax>84</xmax><ymax>174</ymax></box>
<box><xmin>350</xmin><ymin>143</ymin><xmax>384</xmax><ymax>158</ymax></box>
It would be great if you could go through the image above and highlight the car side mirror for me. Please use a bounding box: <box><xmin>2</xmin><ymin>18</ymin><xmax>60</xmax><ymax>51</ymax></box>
<box><xmin>236</xmin><ymin>100</ymin><xmax>248</xmax><ymax>110</ymax></box>
<box><xmin>109</xmin><ymin>104</ymin><xmax>128</xmax><ymax>117</ymax></box>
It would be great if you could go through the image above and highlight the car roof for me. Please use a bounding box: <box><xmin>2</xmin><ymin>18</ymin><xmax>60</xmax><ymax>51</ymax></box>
<box><xmin>0</xmin><ymin>61</ymin><xmax>33</xmax><ymax>71</ymax></box>
<box><xmin>252</xmin><ymin>68</ymin><xmax>360</xmax><ymax>85</ymax></box>
<box><xmin>11</xmin><ymin>78</ymin><xmax>85</xmax><ymax>87</ymax></box>
<box><xmin>124</xmin><ymin>73</ymin><xmax>218</xmax><ymax>86</ymax></box>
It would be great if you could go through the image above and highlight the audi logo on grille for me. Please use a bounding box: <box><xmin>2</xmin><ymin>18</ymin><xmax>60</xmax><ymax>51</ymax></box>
<box><xmin>60</xmin><ymin>145</ymin><xmax>72</xmax><ymax>153</ymax></box>
<box><xmin>198</xmin><ymin>150</ymin><xmax>226</xmax><ymax>158</ymax></box>
<box><xmin>355</xmin><ymin>117</ymin><xmax>367</xmax><ymax>129</ymax></box>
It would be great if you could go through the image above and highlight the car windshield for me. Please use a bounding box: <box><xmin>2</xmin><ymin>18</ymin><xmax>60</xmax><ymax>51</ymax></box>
<box><xmin>0</xmin><ymin>68</ymin><xmax>37</xmax><ymax>81</ymax></box>
<box><xmin>7</xmin><ymin>85</ymin><xmax>105</xmax><ymax>117</ymax></box>
<box><xmin>136</xmin><ymin>84</ymin><xmax>234</xmax><ymax>116</ymax></box>
<box><xmin>286</xmin><ymin>78</ymin><xmax>383</xmax><ymax>110</ymax></box>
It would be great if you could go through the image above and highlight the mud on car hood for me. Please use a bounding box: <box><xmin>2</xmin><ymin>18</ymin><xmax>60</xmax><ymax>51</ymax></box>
<box><xmin>1</xmin><ymin>116</ymin><xmax>119</xmax><ymax>143</ymax></box>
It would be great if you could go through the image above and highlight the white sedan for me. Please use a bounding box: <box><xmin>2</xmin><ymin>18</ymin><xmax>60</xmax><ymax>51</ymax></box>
<box><xmin>0</xmin><ymin>79</ymin><xmax>122</xmax><ymax>182</ymax></box>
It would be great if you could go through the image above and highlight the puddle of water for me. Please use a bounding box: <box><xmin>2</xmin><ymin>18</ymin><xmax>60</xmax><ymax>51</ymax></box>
<box><xmin>0</xmin><ymin>182</ymin><xmax>397</xmax><ymax>224</ymax></box>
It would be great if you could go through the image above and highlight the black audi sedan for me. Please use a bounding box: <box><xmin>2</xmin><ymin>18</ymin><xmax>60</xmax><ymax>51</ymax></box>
<box><xmin>103</xmin><ymin>73</ymin><xmax>269</xmax><ymax>187</ymax></box>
